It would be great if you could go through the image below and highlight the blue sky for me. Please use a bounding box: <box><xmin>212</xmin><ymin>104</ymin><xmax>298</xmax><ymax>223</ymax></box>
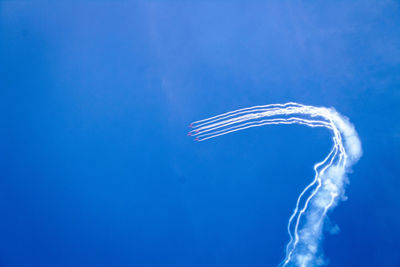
<box><xmin>1</xmin><ymin>1</ymin><xmax>400</xmax><ymax>266</ymax></box>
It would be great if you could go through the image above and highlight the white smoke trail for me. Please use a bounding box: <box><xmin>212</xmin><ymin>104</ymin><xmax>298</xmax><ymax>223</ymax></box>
<box><xmin>188</xmin><ymin>103</ymin><xmax>361</xmax><ymax>267</ymax></box>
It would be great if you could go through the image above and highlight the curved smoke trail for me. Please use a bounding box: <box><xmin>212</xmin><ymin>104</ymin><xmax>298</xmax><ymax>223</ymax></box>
<box><xmin>188</xmin><ymin>103</ymin><xmax>362</xmax><ymax>267</ymax></box>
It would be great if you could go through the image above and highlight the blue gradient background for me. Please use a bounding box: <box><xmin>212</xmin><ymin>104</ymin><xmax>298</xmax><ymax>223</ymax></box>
<box><xmin>1</xmin><ymin>1</ymin><xmax>400</xmax><ymax>267</ymax></box>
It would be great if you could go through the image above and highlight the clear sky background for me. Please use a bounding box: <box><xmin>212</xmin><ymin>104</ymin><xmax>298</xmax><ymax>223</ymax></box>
<box><xmin>1</xmin><ymin>1</ymin><xmax>400</xmax><ymax>267</ymax></box>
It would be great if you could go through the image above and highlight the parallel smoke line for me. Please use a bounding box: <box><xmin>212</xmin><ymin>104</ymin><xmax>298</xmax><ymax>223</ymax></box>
<box><xmin>188</xmin><ymin>103</ymin><xmax>361</xmax><ymax>267</ymax></box>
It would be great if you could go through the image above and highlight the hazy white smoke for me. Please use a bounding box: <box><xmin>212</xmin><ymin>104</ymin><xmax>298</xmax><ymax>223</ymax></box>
<box><xmin>188</xmin><ymin>103</ymin><xmax>362</xmax><ymax>267</ymax></box>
